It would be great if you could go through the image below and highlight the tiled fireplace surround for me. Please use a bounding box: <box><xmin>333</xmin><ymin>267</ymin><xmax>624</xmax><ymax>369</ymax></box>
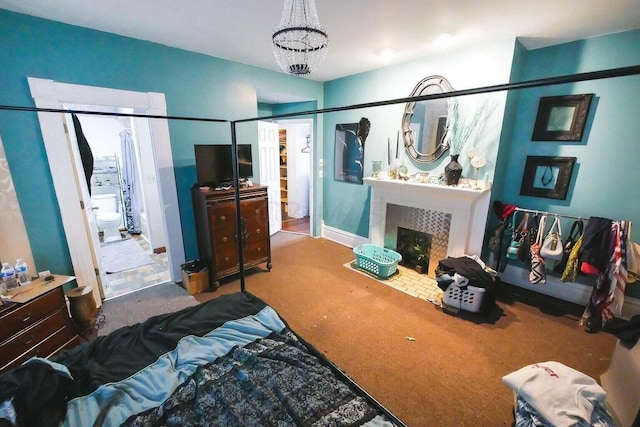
<box><xmin>365</xmin><ymin>178</ymin><xmax>492</xmax><ymax>277</ymax></box>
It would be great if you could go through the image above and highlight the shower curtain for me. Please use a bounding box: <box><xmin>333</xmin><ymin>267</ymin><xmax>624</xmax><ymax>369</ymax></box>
<box><xmin>120</xmin><ymin>130</ymin><xmax>141</xmax><ymax>234</ymax></box>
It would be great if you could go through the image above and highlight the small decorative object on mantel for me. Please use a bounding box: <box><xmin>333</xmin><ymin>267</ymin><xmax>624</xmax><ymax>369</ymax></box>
<box><xmin>444</xmin><ymin>154</ymin><xmax>463</xmax><ymax>185</ymax></box>
<box><xmin>470</xmin><ymin>154</ymin><xmax>487</xmax><ymax>189</ymax></box>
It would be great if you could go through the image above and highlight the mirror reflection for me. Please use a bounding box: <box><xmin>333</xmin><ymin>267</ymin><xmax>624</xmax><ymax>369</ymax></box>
<box><xmin>402</xmin><ymin>75</ymin><xmax>454</xmax><ymax>163</ymax></box>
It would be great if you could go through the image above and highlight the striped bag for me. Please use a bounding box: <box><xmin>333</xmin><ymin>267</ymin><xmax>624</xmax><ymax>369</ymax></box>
<box><xmin>529</xmin><ymin>215</ymin><xmax>547</xmax><ymax>284</ymax></box>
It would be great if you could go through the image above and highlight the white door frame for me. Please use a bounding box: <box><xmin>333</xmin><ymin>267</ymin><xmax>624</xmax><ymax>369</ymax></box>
<box><xmin>28</xmin><ymin>78</ymin><xmax>185</xmax><ymax>305</ymax></box>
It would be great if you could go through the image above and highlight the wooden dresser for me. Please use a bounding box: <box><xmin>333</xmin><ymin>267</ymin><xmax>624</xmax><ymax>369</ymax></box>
<box><xmin>0</xmin><ymin>275</ymin><xmax>80</xmax><ymax>374</ymax></box>
<box><xmin>192</xmin><ymin>184</ymin><xmax>272</xmax><ymax>287</ymax></box>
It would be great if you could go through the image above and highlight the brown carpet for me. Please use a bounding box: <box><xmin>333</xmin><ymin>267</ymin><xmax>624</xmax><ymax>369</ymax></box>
<box><xmin>193</xmin><ymin>231</ymin><xmax>617</xmax><ymax>426</ymax></box>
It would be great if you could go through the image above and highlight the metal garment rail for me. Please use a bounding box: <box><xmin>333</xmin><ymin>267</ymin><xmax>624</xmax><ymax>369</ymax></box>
<box><xmin>514</xmin><ymin>207</ymin><xmax>587</xmax><ymax>221</ymax></box>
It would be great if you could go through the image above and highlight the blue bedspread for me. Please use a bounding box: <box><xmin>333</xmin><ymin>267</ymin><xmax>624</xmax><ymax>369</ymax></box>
<box><xmin>0</xmin><ymin>292</ymin><xmax>402</xmax><ymax>427</ymax></box>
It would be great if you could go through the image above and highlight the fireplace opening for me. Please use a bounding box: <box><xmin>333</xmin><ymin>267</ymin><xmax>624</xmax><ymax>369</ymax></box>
<box><xmin>396</xmin><ymin>227</ymin><xmax>433</xmax><ymax>274</ymax></box>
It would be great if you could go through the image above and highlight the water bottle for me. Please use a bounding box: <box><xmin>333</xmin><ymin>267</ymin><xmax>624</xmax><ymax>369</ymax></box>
<box><xmin>1</xmin><ymin>262</ymin><xmax>18</xmax><ymax>290</ymax></box>
<box><xmin>14</xmin><ymin>259</ymin><xmax>30</xmax><ymax>285</ymax></box>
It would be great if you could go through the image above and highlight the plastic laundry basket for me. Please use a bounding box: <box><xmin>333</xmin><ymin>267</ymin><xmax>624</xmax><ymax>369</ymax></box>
<box><xmin>443</xmin><ymin>283</ymin><xmax>486</xmax><ymax>313</ymax></box>
<box><xmin>353</xmin><ymin>244</ymin><xmax>402</xmax><ymax>279</ymax></box>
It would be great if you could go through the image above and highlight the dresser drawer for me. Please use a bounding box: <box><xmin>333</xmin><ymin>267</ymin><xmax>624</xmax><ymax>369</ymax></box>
<box><xmin>209</xmin><ymin>204</ymin><xmax>237</xmax><ymax>227</ymax></box>
<box><xmin>244</xmin><ymin>240</ymin><xmax>269</xmax><ymax>264</ymax></box>
<box><xmin>0</xmin><ymin>307</ymin><xmax>72</xmax><ymax>368</ymax></box>
<box><xmin>0</xmin><ymin>287</ymin><xmax>66</xmax><ymax>343</ymax></box>
<box><xmin>0</xmin><ymin>321</ymin><xmax>78</xmax><ymax>373</ymax></box>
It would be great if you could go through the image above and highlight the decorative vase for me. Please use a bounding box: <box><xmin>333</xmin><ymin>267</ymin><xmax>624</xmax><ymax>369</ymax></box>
<box><xmin>444</xmin><ymin>154</ymin><xmax>463</xmax><ymax>185</ymax></box>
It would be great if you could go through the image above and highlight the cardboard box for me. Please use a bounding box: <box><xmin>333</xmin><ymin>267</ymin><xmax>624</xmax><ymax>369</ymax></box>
<box><xmin>181</xmin><ymin>268</ymin><xmax>209</xmax><ymax>295</ymax></box>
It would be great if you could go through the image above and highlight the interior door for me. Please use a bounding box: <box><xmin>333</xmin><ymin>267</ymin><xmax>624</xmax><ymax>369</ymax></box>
<box><xmin>257</xmin><ymin>121</ymin><xmax>282</xmax><ymax>235</ymax></box>
<box><xmin>64</xmin><ymin>113</ymin><xmax>108</xmax><ymax>299</ymax></box>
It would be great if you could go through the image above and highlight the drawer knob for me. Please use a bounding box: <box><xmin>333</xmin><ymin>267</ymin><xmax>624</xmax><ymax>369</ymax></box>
<box><xmin>224</xmin><ymin>257</ymin><xmax>230</xmax><ymax>262</ymax></box>
<box><xmin>222</xmin><ymin>236</ymin><xmax>228</xmax><ymax>242</ymax></box>
<box><xmin>256</xmin><ymin>228</ymin><xmax>261</xmax><ymax>234</ymax></box>
<box><xmin>220</xmin><ymin>215</ymin><xmax>226</xmax><ymax>221</ymax></box>
<box><xmin>257</xmin><ymin>247</ymin><xmax>262</xmax><ymax>252</ymax></box>
<box><xmin>255</xmin><ymin>209</ymin><xmax>260</xmax><ymax>214</ymax></box>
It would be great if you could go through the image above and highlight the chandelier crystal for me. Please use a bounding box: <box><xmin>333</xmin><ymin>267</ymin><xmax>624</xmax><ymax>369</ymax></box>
<box><xmin>272</xmin><ymin>0</ymin><xmax>328</xmax><ymax>76</ymax></box>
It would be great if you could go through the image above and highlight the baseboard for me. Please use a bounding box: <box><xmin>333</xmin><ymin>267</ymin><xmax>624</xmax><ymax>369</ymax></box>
<box><xmin>321</xmin><ymin>223</ymin><xmax>368</xmax><ymax>249</ymax></box>
<box><xmin>500</xmin><ymin>264</ymin><xmax>640</xmax><ymax>320</ymax></box>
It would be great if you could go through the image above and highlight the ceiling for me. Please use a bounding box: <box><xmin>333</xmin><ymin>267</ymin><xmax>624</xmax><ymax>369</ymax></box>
<box><xmin>2</xmin><ymin>0</ymin><xmax>639</xmax><ymax>87</ymax></box>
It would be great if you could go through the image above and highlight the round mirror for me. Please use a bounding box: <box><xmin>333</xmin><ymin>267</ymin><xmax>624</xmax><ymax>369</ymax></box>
<box><xmin>402</xmin><ymin>75</ymin><xmax>454</xmax><ymax>163</ymax></box>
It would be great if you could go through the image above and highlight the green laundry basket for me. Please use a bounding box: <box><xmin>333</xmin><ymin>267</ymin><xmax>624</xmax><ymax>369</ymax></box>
<box><xmin>353</xmin><ymin>244</ymin><xmax>402</xmax><ymax>279</ymax></box>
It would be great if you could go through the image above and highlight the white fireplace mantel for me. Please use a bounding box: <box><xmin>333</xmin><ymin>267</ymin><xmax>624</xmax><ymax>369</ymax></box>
<box><xmin>365</xmin><ymin>177</ymin><xmax>492</xmax><ymax>258</ymax></box>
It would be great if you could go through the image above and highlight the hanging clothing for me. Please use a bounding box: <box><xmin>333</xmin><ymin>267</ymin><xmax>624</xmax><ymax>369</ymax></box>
<box><xmin>71</xmin><ymin>114</ymin><xmax>94</xmax><ymax>195</ymax></box>
<box><xmin>578</xmin><ymin>216</ymin><xmax>613</xmax><ymax>275</ymax></box>
<box><xmin>581</xmin><ymin>221</ymin><xmax>628</xmax><ymax>331</ymax></box>
<box><xmin>120</xmin><ymin>130</ymin><xmax>141</xmax><ymax>234</ymax></box>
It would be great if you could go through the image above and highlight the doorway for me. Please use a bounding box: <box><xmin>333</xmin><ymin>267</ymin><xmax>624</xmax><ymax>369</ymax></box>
<box><xmin>276</xmin><ymin>119</ymin><xmax>313</xmax><ymax>236</ymax></box>
<box><xmin>69</xmin><ymin>112</ymin><xmax>170</xmax><ymax>299</ymax></box>
<box><xmin>28</xmin><ymin>77</ymin><xmax>185</xmax><ymax>304</ymax></box>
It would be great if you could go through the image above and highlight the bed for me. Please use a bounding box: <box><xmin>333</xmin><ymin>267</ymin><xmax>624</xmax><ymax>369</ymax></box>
<box><xmin>0</xmin><ymin>292</ymin><xmax>405</xmax><ymax>427</ymax></box>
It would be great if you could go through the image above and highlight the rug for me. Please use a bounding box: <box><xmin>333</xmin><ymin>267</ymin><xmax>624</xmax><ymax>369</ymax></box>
<box><xmin>344</xmin><ymin>260</ymin><xmax>443</xmax><ymax>306</ymax></box>
<box><xmin>97</xmin><ymin>281</ymin><xmax>198</xmax><ymax>336</ymax></box>
<box><xmin>101</xmin><ymin>237</ymin><xmax>153</xmax><ymax>274</ymax></box>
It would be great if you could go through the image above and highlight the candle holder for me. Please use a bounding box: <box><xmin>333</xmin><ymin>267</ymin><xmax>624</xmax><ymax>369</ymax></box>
<box><xmin>372</xmin><ymin>160</ymin><xmax>382</xmax><ymax>178</ymax></box>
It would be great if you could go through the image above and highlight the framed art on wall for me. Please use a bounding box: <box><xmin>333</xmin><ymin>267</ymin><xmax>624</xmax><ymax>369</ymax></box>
<box><xmin>532</xmin><ymin>94</ymin><xmax>593</xmax><ymax>141</ymax></box>
<box><xmin>334</xmin><ymin>122</ymin><xmax>364</xmax><ymax>184</ymax></box>
<box><xmin>520</xmin><ymin>156</ymin><xmax>576</xmax><ymax>200</ymax></box>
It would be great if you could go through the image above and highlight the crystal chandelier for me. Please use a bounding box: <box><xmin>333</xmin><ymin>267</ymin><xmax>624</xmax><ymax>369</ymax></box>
<box><xmin>272</xmin><ymin>0</ymin><xmax>328</xmax><ymax>76</ymax></box>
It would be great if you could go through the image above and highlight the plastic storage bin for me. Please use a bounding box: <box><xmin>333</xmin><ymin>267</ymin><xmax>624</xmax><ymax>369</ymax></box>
<box><xmin>443</xmin><ymin>283</ymin><xmax>486</xmax><ymax>313</ymax></box>
<box><xmin>353</xmin><ymin>244</ymin><xmax>402</xmax><ymax>279</ymax></box>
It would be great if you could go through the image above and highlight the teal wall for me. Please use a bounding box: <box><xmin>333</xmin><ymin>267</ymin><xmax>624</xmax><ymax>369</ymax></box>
<box><xmin>491</xmin><ymin>30</ymin><xmax>640</xmax><ymax>297</ymax></box>
<box><xmin>492</xmin><ymin>30</ymin><xmax>640</xmax><ymax>298</ymax></box>
<box><xmin>494</xmin><ymin>30</ymin><xmax>640</xmax><ymax>221</ymax></box>
<box><xmin>0</xmin><ymin>9</ymin><xmax>322</xmax><ymax>274</ymax></box>
<box><xmin>322</xmin><ymin>40</ymin><xmax>517</xmax><ymax>236</ymax></box>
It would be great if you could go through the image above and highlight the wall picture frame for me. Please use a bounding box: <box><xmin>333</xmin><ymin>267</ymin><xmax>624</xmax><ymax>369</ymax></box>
<box><xmin>532</xmin><ymin>94</ymin><xmax>593</xmax><ymax>141</ymax></box>
<box><xmin>334</xmin><ymin>122</ymin><xmax>364</xmax><ymax>184</ymax></box>
<box><xmin>520</xmin><ymin>156</ymin><xmax>576</xmax><ymax>200</ymax></box>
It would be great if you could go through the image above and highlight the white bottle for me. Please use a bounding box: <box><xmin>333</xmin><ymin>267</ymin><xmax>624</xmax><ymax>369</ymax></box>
<box><xmin>1</xmin><ymin>262</ymin><xmax>18</xmax><ymax>290</ymax></box>
<box><xmin>14</xmin><ymin>259</ymin><xmax>30</xmax><ymax>285</ymax></box>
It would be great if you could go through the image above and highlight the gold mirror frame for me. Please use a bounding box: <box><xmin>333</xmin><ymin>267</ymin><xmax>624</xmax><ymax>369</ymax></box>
<box><xmin>402</xmin><ymin>75</ymin><xmax>454</xmax><ymax>163</ymax></box>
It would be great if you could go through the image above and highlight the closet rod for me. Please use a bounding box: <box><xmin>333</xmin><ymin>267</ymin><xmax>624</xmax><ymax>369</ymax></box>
<box><xmin>514</xmin><ymin>207</ymin><xmax>585</xmax><ymax>221</ymax></box>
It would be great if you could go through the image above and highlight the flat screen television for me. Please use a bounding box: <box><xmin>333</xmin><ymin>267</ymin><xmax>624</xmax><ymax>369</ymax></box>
<box><xmin>194</xmin><ymin>144</ymin><xmax>254</xmax><ymax>186</ymax></box>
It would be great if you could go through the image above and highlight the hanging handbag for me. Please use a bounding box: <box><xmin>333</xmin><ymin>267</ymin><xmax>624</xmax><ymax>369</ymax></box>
<box><xmin>506</xmin><ymin>212</ymin><xmax>529</xmax><ymax>260</ymax></box>
<box><xmin>626</xmin><ymin>221</ymin><xmax>640</xmax><ymax>283</ymax></box>
<box><xmin>540</xmin><ymin>216</ymin><xmax>563</xmax><ymax>260</ymax></box>
<box><xmin>529</xmin><ymin>215</ymin><xmax>547</xmax><ymax>284</ymax></box>
<box><xmin>520</xmin><ymin>213</ymin><xmax>539</xmax><ymax>265</ymax></box>
<box><xmin>561</xmin><ymin>235</ymin><xmax>583</xmax><ymax>282</ymax></box>
<box><xmin>518</xmin><ymin>213</ymin><xmax>534</xmax><ymax>263</ymax></box>
<box><xmin>554</xmin><ymin>220</ymin><xmax>584</xmax><ymax>273</ymax></box>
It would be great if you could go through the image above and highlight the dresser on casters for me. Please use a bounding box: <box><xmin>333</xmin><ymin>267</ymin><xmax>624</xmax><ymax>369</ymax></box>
<box><xmin>0</xmin><ymin>275</ymin><xmax>81</xmax><ymax>374</ymax></box>
<box><xmin>191</xmin><ymin>184</ymin><xmax>272</xmax><ymax>288</ymax></box>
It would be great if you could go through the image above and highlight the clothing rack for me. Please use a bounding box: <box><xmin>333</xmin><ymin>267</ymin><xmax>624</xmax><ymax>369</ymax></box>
<box><xmin>514</xmin><ymin>207</ymin><xmax>586</xmax><ymax>222</ymax></box>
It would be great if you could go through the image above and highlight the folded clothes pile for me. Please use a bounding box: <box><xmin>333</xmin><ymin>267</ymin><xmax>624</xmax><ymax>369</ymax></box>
<box><xmin>503</xmin><ymin>361</ymin><xmax>617</xmax><ymax>427</ymax></box>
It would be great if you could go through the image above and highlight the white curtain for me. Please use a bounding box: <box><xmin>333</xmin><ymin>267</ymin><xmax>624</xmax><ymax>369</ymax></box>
<box><xmin>120</xmin><ymin>130</ymin><xmax>141</xmax><ymax>234</ymax></box>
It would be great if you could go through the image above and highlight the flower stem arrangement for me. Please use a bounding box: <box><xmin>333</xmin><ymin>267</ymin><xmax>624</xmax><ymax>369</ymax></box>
<box><xmin>445</xmin><ymin>95</ymin><xmax>494</xmax><ymax>155</ymax></box>
<box><xmin>442</xmin><ymin>96</ymin><xmax>495</xmax><ymax>185</ymax></box>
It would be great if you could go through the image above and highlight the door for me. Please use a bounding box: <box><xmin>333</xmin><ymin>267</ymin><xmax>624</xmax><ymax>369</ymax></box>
<box><xmin>63</xmin><ymin>113</ymin><xmax>108</xmax><ymax>299</ymax></box>
<box><xmin>28</xmin><ymin>77</ymin><xmax>185</xmax><ymax>302</ymax></box>
<box><xmin>258</xmin><ymin>121</ymin><xmax>282</xmax><ymax>235</ymax></box>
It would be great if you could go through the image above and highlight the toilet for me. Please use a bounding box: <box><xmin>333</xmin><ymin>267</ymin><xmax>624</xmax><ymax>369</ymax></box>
<box><xmin>91</xmin><ymin>193</ymin><xmax>122</xmax><ymax>243</ymax></box>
